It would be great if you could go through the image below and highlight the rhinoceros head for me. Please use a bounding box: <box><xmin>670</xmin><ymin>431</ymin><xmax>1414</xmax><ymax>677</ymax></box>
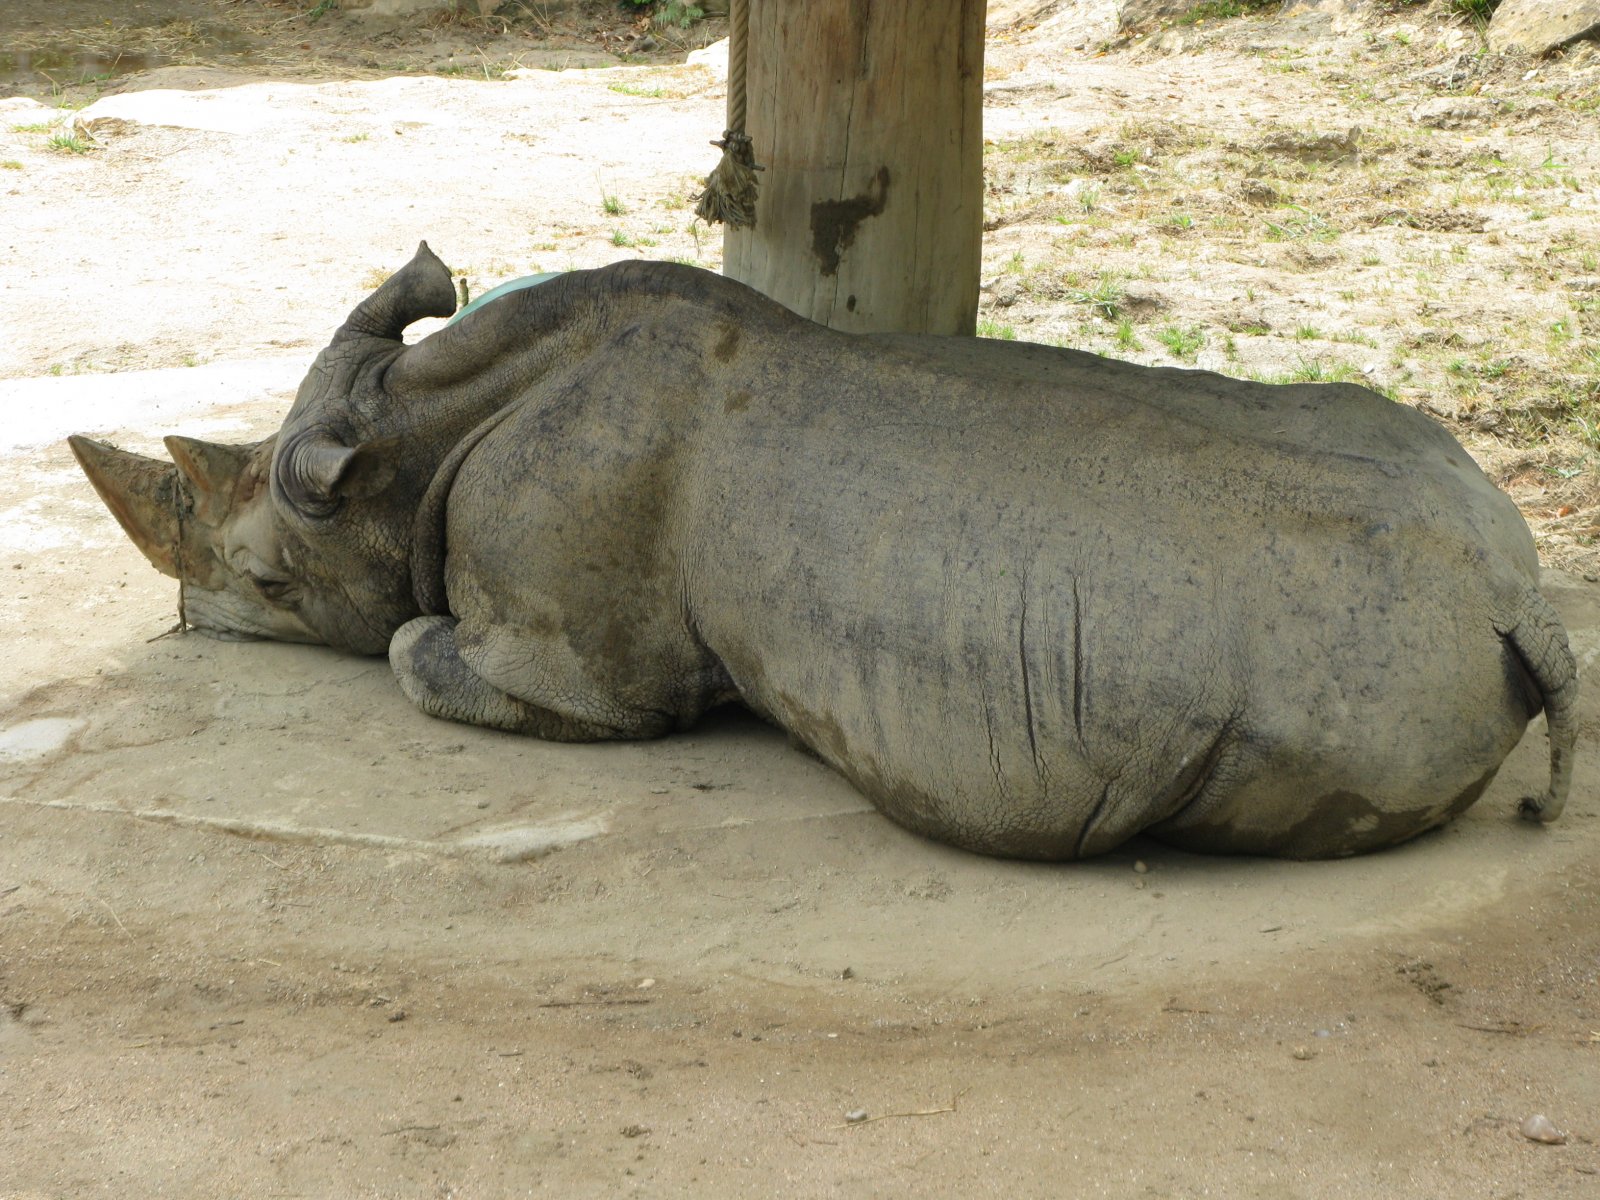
<box><xmin>69</xmin><ymin>243</ymin><xmax>462</xmax><ymax>655</ymax></box>
<box><xmin>69</xmin><ymin>431</ymin><xmax>406</xmax><ymax>653</ymax></box>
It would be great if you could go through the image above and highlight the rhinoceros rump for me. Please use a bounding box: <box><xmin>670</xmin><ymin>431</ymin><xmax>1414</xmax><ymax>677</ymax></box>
<box><xmin>71</xmin><ymin>244</ymin><xmax>1577</xmax><ymax>860</ymax></box>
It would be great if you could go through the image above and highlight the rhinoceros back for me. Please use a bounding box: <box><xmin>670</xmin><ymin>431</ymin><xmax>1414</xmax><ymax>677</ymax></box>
<box><xmin>682</xmin><ymin>331</ymin><xmax>1557</xmax><ymax>858</ymax></box>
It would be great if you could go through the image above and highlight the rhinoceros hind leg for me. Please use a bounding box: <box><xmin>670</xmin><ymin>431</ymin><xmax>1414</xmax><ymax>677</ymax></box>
<box><xmin>390</xmin><ymin>615</ymin><xmax>662</xmax><ymax>742</ymax></box>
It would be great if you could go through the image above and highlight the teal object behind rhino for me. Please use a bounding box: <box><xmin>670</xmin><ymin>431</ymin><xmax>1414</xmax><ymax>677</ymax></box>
<box><xmin>447</xmin><ymin>272</ymin><xmax>564</xmax><ymax>325</ymax></box>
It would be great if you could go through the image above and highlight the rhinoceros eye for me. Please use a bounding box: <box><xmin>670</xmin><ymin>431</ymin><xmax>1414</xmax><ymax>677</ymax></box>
<box><xmin>248</xmin><ymin>572</ymin><xmax>297</xmax><ymax>604</ymax></box>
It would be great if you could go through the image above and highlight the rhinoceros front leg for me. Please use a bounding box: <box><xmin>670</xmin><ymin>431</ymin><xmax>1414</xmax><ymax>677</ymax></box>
<box><xmin>390</xmin><ymin>615</ymin><xmax>671</xmax><ymax>742</ymax></box>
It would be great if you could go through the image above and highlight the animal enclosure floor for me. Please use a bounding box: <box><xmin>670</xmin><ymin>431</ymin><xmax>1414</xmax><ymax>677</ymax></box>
<box><xmin>3</xmin><ymin>2</ymin><xmax>1600</xmax><ymax>1195</ymax></box>
<box><xmin>5</xmin><ymin>343</ymin><xmax>1599</xmax><ymax>1200</ymax></box>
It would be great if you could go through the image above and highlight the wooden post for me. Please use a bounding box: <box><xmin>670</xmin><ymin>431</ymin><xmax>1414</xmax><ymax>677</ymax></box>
<box><xmin>723</xmin><ymin>0</ymin><xmax>985</xmax><ymax>336</ymax></box>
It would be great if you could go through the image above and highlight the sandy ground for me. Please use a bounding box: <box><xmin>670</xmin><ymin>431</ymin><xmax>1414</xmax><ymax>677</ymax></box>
<box><xmin>2</xmin><ymin>2</ymin><xmax>1599</xmax><ymax>1196</ymax></box>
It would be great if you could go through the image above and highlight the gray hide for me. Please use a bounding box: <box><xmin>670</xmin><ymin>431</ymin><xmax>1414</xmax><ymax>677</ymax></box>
<box><xmin>72</xmin><ymin>244</ymin><xmax>1578</xmax><ymax>861</ymax></box>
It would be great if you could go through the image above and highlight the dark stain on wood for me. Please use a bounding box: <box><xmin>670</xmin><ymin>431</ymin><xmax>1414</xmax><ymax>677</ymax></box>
<box><xmin>809</xmin><ymin>166</ymin><xmax>891</xmax><ymax>276</ymax></box>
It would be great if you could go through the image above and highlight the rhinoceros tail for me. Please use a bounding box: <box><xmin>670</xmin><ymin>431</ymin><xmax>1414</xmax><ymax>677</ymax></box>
<box><xmin>1496</xmin><ymin>585</ymin><xmax>1578</xmax><ymax>824</ymax></box>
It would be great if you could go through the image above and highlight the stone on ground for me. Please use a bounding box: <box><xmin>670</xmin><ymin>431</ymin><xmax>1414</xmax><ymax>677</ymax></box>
<box><xmin>1488</xmin><ymin>0</ymin><xmax>1600</xmax><ymax>56</ymax></box>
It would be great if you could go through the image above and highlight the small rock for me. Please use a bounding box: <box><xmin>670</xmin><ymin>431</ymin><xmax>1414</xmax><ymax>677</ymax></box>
<box><xmin>637</xmin><ymin>978</ymin><xmax>655</xmax><ymax>990</ymax></box>
<box><xmin>845</xmin><ymin>1109</ymin><xmax>869</xmax><ymax>1124</ymax></box>
<box><xmin>840</xmin><ymin>966</ymin><xmax>855</xmax><ymax>980</ymax></box>
<box><xmin>686</xmin><ymin>37</ymin><xmax>730</xmax><ymax>82</ymax></box>
<box><xmin>1133</xmin><ymin>860</ymin><xmax>1149</xmax><ymax>874</ymax></box>
<box><xmin>1412</xmin><ymin>97</ymin><xmax>1497</xmax><ymax>130</ymax></box>
<box><xmin>1520</xmin><ymin>1113</ymin><xmax>1566</xmax><ymax>1144</ymax></box>
<box><xmin>1118</xmin><ymin>284</ymin><xmax>1165</xmax><ymax>316</ymax></box>
<box><xmin>1291</xmin><ymin>1046</ymin><xmax>1315</xmax><ymax>1061</ymax></box>
<box><xmin>990</xmin><ymin>276</ymin><xmax>1024</xmax><ymax>308</ymax></box>
<box><xmin>1415</xmin><ymin>51</ymin><xmax>1482</xmax><ymax>92</ymax></box>
<box><xmin>1259</xmin><ymin>125</ymin><xmax>1360</xmax><ymax>163</ymax></box>
<box><xmin>1239</xmin><ymin>179</ymin><xmax>1279</xmax><ymax>207</ymax></box>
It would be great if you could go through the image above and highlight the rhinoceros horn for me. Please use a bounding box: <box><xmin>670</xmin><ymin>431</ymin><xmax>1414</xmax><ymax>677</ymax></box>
<box><xmin>331</xmin><ymin>240</ymin><xmax>457</xmax><ymax>345</ymax></box>
<box><xmin>164</xmin><ymin>435</ymin><xmax>256</xmax><ymax>525</ymax></box>
<box><xmin>68</xmin><ymin>435</ymin><xmax>183</xmax><ymax>578</ymax></box>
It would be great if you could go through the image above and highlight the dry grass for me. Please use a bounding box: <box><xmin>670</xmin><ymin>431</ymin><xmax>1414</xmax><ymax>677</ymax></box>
<box><xmin>6</xmin><ymin>19</ymin><xmax>209</xmax><ymax>60</ymax></box>
<box><xmin>978</xmin><ymin>15</ymin><xmax>1600</xmax><ymax>570</ymax></box>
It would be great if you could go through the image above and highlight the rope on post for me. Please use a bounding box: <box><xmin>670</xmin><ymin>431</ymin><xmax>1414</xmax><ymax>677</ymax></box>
<box><xmin>694</xmin><ymin>0</ymin><xmax>761</xmax><ymax>229</ymax></box>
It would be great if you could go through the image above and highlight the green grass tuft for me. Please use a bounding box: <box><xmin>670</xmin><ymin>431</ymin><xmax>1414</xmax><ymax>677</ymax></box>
<box><xmin>1157</xmin><ymin>325</ymin><xmax>1205</xmax><ymax>362</ymax></box>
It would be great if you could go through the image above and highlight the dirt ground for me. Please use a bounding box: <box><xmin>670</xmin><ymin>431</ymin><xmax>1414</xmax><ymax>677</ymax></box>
<box><xmin>2</xmin><ymin>1</ymin><xmax>1599</xmax><ymax>1196</ymax></box>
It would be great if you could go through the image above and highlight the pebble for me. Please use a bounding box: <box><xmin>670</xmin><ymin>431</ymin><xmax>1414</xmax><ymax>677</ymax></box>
<box><xmin>1291</xmin><ymin>1046</ymin><xmax>1315</xmax><ymax>1061</ymax></box>
<box><xmin>1133</xmin><ymin>860</ymin><xmax>1149</xmax><ymax>874</ymax></box>
<box><xmin>845</xmin><ymin>1109</ymin><xmax>869</xmax><ymax>1124</ymax></box>
<box><xmin>1520</xmin><ymin>1114</ymin><xmax>1566</xmax><ymax>1145</ymax></box>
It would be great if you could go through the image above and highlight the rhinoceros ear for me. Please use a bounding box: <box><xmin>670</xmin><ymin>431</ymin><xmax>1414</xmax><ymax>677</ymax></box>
<box><xmin>164</xmin><ymin>436</ymin><xmax>257</xmax><ymax>525</ymax></box>
<box><xmin>331</xmin><ymin>241</ymin><xmax>457</xmax><ymax>345</ymax></box>
<box><xmin>276</xmin><ymin>431</ymin><xmax>399</xmax><ymax>517</ymax></box>
<box><xmin>68</xmin><ymin>434</ymin><xmax>183</xmax><ymax>578</ymax></box>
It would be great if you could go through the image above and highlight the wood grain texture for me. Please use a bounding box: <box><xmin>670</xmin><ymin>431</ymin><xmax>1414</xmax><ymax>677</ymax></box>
<box><xmin>724</xmin><ymin>0</ymin><xmax>985</xmax><ymax>335</ymax></box>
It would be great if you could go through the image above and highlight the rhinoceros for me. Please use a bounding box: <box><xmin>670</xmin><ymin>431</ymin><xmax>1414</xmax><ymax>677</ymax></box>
<box><xmin>71</xmin><ymin>243</ymin><xmax>1576</xmax><ymax>860</ymax></box>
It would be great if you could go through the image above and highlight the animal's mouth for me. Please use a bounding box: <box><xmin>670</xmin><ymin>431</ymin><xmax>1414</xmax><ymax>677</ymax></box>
<box><xmin>180</xmin><ymin>584</ymin><xmax>320</xmax><ymax>646</ymax></box>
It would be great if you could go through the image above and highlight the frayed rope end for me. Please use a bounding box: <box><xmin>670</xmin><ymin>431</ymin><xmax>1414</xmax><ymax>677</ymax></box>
<box><xmin>693</xmin><ymin>131</ymin><xmax>763</xmax><ymax>229</ymax></box>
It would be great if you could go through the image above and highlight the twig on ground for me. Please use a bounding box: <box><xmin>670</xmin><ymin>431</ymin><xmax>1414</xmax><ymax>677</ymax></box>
<box><xmin>1456</xmin><ymin>1022</ymin><xmax>1532</xmax><ymax>1036</ymax></box>
<box><xmin>538</xmin><ymin>997</ymin><xmax>653</xmax><ymax>1008</ymax></box>
<box><xmin>93</xmin><ymin>895</ymin><xmax>132</xmax><ymax>938</ymax></box>
<box><xmin>831</xmin><ymin>1088</ymin><xmax>970</xmax><ymax>1130</ymax></box>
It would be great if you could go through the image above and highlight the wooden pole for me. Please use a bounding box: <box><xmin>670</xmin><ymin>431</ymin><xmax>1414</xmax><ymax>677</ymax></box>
<box><xmin>723</xmin><ymin>0</ymin><xmax>985</xmax><ymax>336</ymax></box>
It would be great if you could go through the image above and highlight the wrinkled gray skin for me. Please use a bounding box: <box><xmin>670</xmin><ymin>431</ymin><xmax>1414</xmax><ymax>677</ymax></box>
<box><xmin>72</xmin><ymin>243</ymin><xmax>1578</xmax><ymax>860</ymax></box>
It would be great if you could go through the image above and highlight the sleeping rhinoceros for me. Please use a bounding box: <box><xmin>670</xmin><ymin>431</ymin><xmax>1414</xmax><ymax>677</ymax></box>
<box><xmin>71</xmin><ymin>243</ymin><xmax>1576</xmax><ymax>860</ymax></box>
